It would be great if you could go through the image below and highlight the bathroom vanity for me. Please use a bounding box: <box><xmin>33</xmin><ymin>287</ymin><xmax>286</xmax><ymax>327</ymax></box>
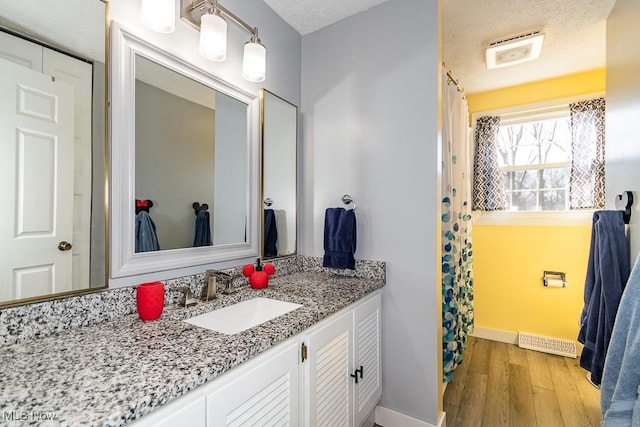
<box><xmin>0</xmin><ymin>261</ymin><xmax>384</xmax><ymax>426</ymax></box>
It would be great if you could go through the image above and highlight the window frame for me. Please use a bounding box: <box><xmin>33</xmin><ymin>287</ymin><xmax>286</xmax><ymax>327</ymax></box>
<box><xmin>471</xmin><ymin>93</ymin><xmax>604</xmax><ymax>226</ymax></box>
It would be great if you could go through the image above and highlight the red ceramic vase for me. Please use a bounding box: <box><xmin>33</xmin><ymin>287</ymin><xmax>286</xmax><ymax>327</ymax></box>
<box><xmin>136</xmin><ymin>281</ymin><xmax>165</xmax><ymax>321</ymax></box>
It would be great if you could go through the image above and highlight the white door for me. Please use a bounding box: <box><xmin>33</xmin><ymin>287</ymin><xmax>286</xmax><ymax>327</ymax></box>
<box><xmin>43</xmin><ymin>48</ymin><xmax>93</xmax><ymax>288</ymax></box>
<box><xmin>304</xmin><ymin>311</ymin><xmax>354</xmax><ymax>427</ymax></box>
<box><xmin>0</xmin><ymin>57</ymin><xmax>75</xmax><ymax>301</ymax></box>
<box><xmin>0</xmin><ymin>30</ymin><xmax>93</xmax><ymax>290</ymax></box>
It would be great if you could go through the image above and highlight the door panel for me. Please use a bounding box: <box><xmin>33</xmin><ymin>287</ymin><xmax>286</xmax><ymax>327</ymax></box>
<box><xmin>305</xmin><ymin>312</ymin><xmax>353</xmax><ymax>427</ymax></box>
<box><xmin>354</xmin><ymin>294</ymin><xmax>382</xmax><ymax>425</ymax></box>
<box><xmin>0</xmin><ymin>57</ymin><xmax>75</xmax><ymax>301</ymax></box>
<box><xmin>43</xmin><ymin>47</ymin><xmax>93</xmax><ymax>288</ymax></box>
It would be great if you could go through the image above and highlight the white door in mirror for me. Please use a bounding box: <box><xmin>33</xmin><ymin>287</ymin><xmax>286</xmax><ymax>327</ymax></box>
<box><xmin>0</xmin><ymin>58</ymin><xmax>75</xmax><ymax>302</ymax></box>
<box><xmin>185</xmin><ymin>298</ymin><xmax>303</xmax><ymax>335</ymax></box>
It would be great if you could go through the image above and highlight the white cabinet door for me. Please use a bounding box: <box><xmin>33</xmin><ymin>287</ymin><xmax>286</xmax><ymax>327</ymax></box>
<box><xmin>149</xmin><ymin>396</ymin><xmax>206</xmax><ymax>427</ymax></box>
<box><xmin>206</xmin><ymin>341</ymin><xmax>299</xmax><ymax>426</ymax></box>
<box><xmin>354</xmin><ymin>293</ymin><xmax>382</xmax><ymax>426</ymax></box>
<box><xmin>304</xmin><ymin>310</ymin><xmax>354</xmax><ymax>427</ymax></box>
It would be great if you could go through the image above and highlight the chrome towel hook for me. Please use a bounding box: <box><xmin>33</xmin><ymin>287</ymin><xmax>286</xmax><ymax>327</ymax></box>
<box><xmin>615</xmin><ymin>191</ymin><xmax>633</xmax><ymax>224</ymax></box>
<box><xmin>341</xmin><ymin>194</ymin><xmax>356</xmax><ymax>211</ymax></box>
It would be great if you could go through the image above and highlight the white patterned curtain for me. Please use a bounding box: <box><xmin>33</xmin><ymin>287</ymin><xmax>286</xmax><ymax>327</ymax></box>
<box><xmin>472</xmin><ymin>116</ymin><xmax>508</xmax><ymax>211</ymax></box>
<box><xmin>569</xmin><ymin>98</ymin><xmax>606</xmax><ymax>209</ymax></box>
<box><xmin>442</xmin><ymin>69</ymin><xmax>474</xmax><ymax>383</ymax></box>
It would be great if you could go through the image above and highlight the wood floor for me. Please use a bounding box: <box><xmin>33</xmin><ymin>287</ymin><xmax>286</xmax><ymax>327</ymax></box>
<box><xmin>443</xmin><ymin>336</ymin><xmax>601</xmax><ymax>427</ymax></box>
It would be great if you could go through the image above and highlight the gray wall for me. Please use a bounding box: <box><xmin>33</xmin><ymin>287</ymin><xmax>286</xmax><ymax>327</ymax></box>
<box><xmin>606</xmin><ymin>0</ymin><xmax>640</xmax><ymax>262</ymax></box>
<box><xmin>213</xmin><ymin>93</ymin><xmax>248</xmax><ymax>245</ymax></box>
<box><xmin>300</xmin><ymin>0</ymin><xmax>442</xmax><ymax>423</ymax></box>
<box><xmin>135</xmin><ymin>81</ymin><xmax>215</xmax><ymax>250</ymax></box>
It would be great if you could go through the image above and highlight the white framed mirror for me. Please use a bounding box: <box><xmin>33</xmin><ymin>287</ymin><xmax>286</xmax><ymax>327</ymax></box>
<box><xmin>110</xmin><ymin>23</ymin><xmax>260</xmax><ymax>279</ymax></box>
<box><xmin>0</xmin><ymin>0</ymin><xmax>108</xmax><ymax>306</ymax></box>
<box><xmin>261</xmin><ymin>89</ymin><xmax>298</xmax><ymax>259</ymax></box>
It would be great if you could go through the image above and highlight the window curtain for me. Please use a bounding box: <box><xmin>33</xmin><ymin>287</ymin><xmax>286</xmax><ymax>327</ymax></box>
<box><xmin>442</xmin><ymin>69</ymin><xmax>474</xmax><ymax>383</ymax></box>
<box><xmin>472</xmin><ymin>116</ymin><xmax>508</xmax><ymax>211</ymax></box>
<box><xmin>569</xmin><ymin>98</ymin><xmax>606</xmax><ymax>210</ymax></box>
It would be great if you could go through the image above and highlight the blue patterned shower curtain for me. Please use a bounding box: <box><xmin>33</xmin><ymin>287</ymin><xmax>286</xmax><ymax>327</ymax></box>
<box><xmin>442</xmin><ymin>69</ymin><xmax>474</xmax><ymax>383</ymax></box>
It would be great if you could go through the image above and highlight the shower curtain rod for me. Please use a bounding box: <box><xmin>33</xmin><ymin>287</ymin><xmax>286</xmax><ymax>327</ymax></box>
<box><xmin>442</xmin><ymin>62</ymin><xmax>464</xmax><ymax>93</ymax></box>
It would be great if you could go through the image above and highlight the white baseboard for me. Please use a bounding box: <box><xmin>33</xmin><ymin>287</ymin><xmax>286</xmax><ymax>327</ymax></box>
<box><xmin>471</xmin><ymin>327</ymin><xmax>518</xmax><ymax>344</ymax></box>
<box><xmin>375</xmin><ymin>406</ymin><xmax>446</xmax><ymax>427</ymax></box>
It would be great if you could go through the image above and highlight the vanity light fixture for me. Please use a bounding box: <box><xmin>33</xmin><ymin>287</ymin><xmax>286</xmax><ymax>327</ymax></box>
<box><xmin>184</xmin><ymin>0</ymin><xmax>267</xmax><ymax>83</ymax></box>
<box><xmin>141</xmin><ymin>0</ymin><xmax>176</xmax><ymax>33</ymax></box>
<box><xmin>198</xmin><ymin>1</ymin><xmax>227</xmax><ymax>61</ymax></box>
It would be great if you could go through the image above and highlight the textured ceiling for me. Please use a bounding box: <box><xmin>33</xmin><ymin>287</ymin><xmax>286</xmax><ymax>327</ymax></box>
<box><xmin>444</xmin><ymin>0</ymin><xmax>616</xmax><ymax>94</ymax></box>
<box><xmin>263</xmin><ymin>0</ymin><xmax>616</xmax><ymax>94</ymax></box>
<box><xmin>263</xmin><ymin>0</ymin><xmax>391</xmax><ymax>35</ymax></box>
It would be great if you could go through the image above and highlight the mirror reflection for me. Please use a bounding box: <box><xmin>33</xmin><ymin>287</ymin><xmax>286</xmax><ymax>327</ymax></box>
<box><xmin>134</xmin><ymin>54</ymin><xmax>249</xmax><ymax>252</ymax></box>
<box><xmin>0</xmin><ymin>0</ymin><xmax>107</xmax><ymax>305</ymax></box>
<box><xmin>261</xmin><ymin>89</ymin><xmax>298</xmax><ymax>259</ymax></box>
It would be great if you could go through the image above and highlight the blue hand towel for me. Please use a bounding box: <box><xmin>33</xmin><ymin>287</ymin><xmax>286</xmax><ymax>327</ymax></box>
<box><xmin>601</xmin><ymin>254</ymin><xmax>640</xmax><ymax>425</ymax></box>
<box><xmin>578</xmin><ymin>210</ymin><xmax>630</xmax><ymax>386</ymax></box>
<box><xmin>323</xmin><ymin>207</ymin><xmax>356</xmax><ymax>270</ymax></box>
<box><xmin>264</xmin><ymin>209</ymin><xmax>278</xmax><ymax>257</ymax></box>
<box><xmin>135</xmin><ymin>211</ymin><xmax>160</xmax><ymax>252</ymax></box>
<box><xmin>193</xmin><ymin>210</ymin><xmax>212</xmax><ymax>247</ymax></box>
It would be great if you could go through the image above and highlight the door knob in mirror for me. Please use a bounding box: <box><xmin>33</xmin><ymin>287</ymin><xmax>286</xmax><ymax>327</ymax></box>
<box><xmin>58</xmin><ymin>241</ymin><xmax>73</xmax><ymax>251</ymax></box>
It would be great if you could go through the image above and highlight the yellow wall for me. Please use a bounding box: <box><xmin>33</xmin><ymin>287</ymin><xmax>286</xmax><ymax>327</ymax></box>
<box><xmin>467</xmin><ymin>68</ymin><xmax>606</xmax><ymax>113</ymax></box>
<box><xmin>469</xmin><ymin>69</ymin><xmax>605</xmax><ymax>342</ymax></box>
<box><xmin>473</xmin><ymin>225</ymin><xmax>591</xmax><ymax>340</ymax></box>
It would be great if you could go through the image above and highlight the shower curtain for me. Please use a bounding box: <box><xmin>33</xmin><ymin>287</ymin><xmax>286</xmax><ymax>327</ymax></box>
<box><xmin>442</xmin><ymin>69</ymin><xmax>474</xmax><ymax>383</ymax></box>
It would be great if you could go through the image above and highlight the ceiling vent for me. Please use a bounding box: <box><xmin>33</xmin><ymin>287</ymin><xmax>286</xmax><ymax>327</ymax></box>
<box><xmin>485</xmin><ymin>31</ymin><xmax>544</xmax><ymax>69</ymax></box>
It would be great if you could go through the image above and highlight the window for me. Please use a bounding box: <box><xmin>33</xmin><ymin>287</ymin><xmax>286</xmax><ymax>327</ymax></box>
<box><xmin>496</xmin><ymin>111</ymin><xmax>571</xmax><ymax>211</ymax></box>
<box><xmin>472</xmin><ymin>97</ymin><xmax>605</xmax><ymax>214</ymax></box>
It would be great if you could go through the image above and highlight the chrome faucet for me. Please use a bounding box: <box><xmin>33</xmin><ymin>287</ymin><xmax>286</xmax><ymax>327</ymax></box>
<box><xmin>209</xmin><ymin>271</ymin><xmax>241</xmax><ymax>294</ymax></box>
<box><xmin>173</xmin><ymin>286</ymin><xmax>198</xmax><ymax>307</ymax></box>
<box><xmin>203</xmin><ymin>270</ymin><xmax>218</xmax><ymax>301</ymax></box>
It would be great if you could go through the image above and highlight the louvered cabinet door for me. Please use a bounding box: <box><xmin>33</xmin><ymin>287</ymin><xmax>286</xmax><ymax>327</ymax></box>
<box><xmin>353</xmin><ymin>293</ymin><xmax>382</xmax><ymax>426</ymax></box>
<box><xmin>206</xmin><ymin>341</ymin><xmax>299</xmax><ymax>427</ymax></box>
<box><xmin>305</xmin><ymin>311</ymin><xmax>354</xmax><ymax>427</ymax></box>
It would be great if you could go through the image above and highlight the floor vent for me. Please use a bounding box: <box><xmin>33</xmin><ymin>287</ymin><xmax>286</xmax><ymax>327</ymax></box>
<box><xmin>518</xmin><ymin>332</ymin><xmax>577</xmax><ymax>358</ymax></box>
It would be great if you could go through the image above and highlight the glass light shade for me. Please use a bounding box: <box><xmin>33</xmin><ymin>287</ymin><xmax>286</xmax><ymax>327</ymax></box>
<box><xmin>199</xmin><ymin>13</ymin><xmax>227</xmax><ymax>62</ymax></box>
<box><xmin>140</xmin><ymin>0</ymin><xmax>175</xmax><ymax>33</ymax></box>
<box><xmin>242</xmin><ymin>41</ymin><xmax>267</xmax><ymax>83</ymax></box>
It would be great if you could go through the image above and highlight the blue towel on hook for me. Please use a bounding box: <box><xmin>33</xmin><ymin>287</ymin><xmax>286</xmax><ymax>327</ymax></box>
<box><xmin>323</xmin><ymin>207</ymin><xmax>357</xmax><ymax>270</ymax></box>
<box><xmin>578</xmin><ymin>210</ymin><xmax>630</xmax><ymax>386</ymax></box>
<box><xmin>135</xmin><ymin>211</ymin><xmax>160</xmax><ymax>252</ymax></box>
<box><xmin>193</xmin><ymin>210</ymin><xmax>212</xmax><ymax>247</ymax></box>
<box><xmin>264</xmin><ymin>209</ymin><xmax>278</xmax><ymax>257</ymax></box>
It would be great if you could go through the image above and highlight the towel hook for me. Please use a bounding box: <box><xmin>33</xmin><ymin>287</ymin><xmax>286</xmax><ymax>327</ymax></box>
<box><xmin>341</xmin><ymin>194</ymin><xmax>356</xmax><ymax>211</ymax></box>
<box><xmin>615</xmin><ymin>191</ymin><xmax>633</xmax><ymax>224</ymax></box>
<box><xmin>136</xmin><ymin>199</ymin><xmax>153</xmax><ymax>214</ymax></box>
<box><xmin>264</xmin><ymin>198</ymin><xmax>273</xmax><ymax>207</ymax></box>
<box><xmin>192</xmin><ymin>202</ymin><xmax>209</xmax><ymax>216</ymax></box>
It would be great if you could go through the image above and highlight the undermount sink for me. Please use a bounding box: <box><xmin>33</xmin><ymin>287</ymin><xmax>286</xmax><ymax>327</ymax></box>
<box><xmin>184</xmin><ymin>297</ymin><xmax>303</xmax><ymax>335</ymax></box>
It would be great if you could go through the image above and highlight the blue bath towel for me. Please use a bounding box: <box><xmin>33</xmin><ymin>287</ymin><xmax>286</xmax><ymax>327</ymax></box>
<box><xmin>323</xmin><ymin>207</ymin><xmax>357</xmax><ymax>270</ymax></box>
<box><xmin>135</xmin><ymin>211</ymin><xmax>160</xmax><ymax>252</ymax></box>
<box><xmin>264</xmin><ymin>209</ymin><xmax>278</xmax><ymax>257</ymax></box>
<box><xmin>193</xmin><ymin>210</ymin><xmax>212</xmax><ymax>247</ymax></box>
<box><xmin>578</xmin><ymin>210</ymin><xmax>630</xmax><ymax>386</ymax></box>
<box><xmin>601</xmin><ymin>254</ymin><xmax>640</xmax><ymax>425</ymax></box>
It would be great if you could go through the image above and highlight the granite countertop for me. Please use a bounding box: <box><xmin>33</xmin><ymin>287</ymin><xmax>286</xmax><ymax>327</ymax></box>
<box><xmin>0</xmin><ymin>271</ymin><xmax>383</xmax><ymax>427</ymax></box>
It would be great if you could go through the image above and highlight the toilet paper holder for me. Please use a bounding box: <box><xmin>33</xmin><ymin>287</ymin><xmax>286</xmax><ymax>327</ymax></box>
<box><xmin>543</xmin><ymin>271</ymin><xmax>566</xmax><ymax>288</ymax></box>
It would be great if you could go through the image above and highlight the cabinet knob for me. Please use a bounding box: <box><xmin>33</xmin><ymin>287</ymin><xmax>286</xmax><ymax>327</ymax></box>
<box><xmin>358</xmin><ymin>365</ymin><xmax>364</xmax><ymax>379</ymax></box>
